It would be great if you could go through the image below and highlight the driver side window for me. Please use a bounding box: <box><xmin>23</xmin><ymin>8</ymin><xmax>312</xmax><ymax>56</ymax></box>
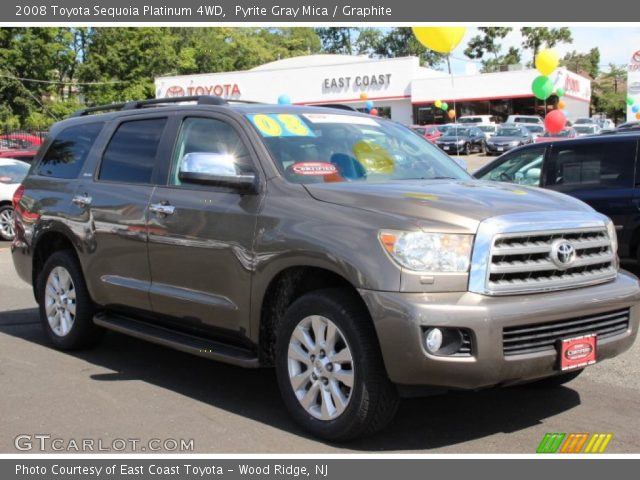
<box><xmin>479</xmin><ymin>146</ymin><xmax>546</xmax><ymax>186</ymax></box>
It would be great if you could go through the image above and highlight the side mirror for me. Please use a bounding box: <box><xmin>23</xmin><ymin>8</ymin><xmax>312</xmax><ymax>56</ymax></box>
<box><xmin>178</xmin><ymin>152</ymin><xmax>256</xmax><ymax>193</ymax></box>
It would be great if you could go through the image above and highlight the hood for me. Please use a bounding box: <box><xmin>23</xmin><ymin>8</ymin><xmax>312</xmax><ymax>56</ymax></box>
<box><xmin>489</xmin><ymin>135</ymin><xmax>524</xmax><ymax>143</ymax></box>
<box><xmin>304</xmin><ymin>179</ymin><xmax>592</xmax><ymax>233</ymax></box>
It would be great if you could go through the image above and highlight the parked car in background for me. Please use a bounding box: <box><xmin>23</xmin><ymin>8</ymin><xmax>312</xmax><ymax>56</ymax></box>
<box><xmin>435</xmin><ymin>125</ymin><xmax>486</xmax><ymax>155</ymax></box>
<box><xmin>505</xmin><ymin>114</ymin><xmax>543</xmax><ymax>125</ymax></box>
<box><xmin>0</xmin><ymin>149</ymin><xmax>38</xmax><ymax>164</ymax></box>
<box><xmin>477</xmin><ymin>124</ymin><xmax>498</xmax><ymax>140</ymax></box>
<box><xmin>485</xmin><ymin>125</ymin><xmax>533</xmax><ymax>155</ymax></box>
<box><xmin>616</xmin><ymin>121</ymin><xmax>640</xmax><ymax>132</ymax></box>
<box><xmin>574</xmin><ymin>124</ymin><xmax>601</xmax><ymax>136</ymax></box>
<box><xmin>410</xmin><ymin>124</ymin><xmax>442</xmax><ymax>143</ymax></box>
<box><xmin>521</xmin><ymin>124</ymin><xmax>545</xmax><ymax>140</ymax></box>
<box><xmin>474</xmin><ymin>133</ymin><xmax>640</xmax><ymax>261</ymax></box>
<box><xmin>536</xmin><ymin>127</ymin><xmax>577</xmax><ymax>143</ymax></box>
<box><xmin>574</xmin><ymin>117</ymin><xmax>593</xmax><ymax>125</ymax></box>
<box><xmin>0</xmin><ymin>158</ymin><xmax>30</xmax><ymax>240</ymax></box>
<box><xmin>0</xmin><ymin>133</ymin><xmax>43</xmax><ymax>149</ymax></box>
<box><xmin>458</xmin><ymin>115</ymin><xmax>497</xmax><ymax>125</ymax></box>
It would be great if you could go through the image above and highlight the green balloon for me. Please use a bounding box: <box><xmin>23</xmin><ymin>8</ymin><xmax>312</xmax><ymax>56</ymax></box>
<box><xmin>441</xmin><ymin>102</ymin><xmax>448</xmax><ymax>111</ymax></box>
<box><xmin>532</xmin><ymin>75</ymin><xmax>554</xmax><ymax>100</ymax></box>
<box><xmin>556</xmin><ymin>87</ymin><xmax>565</xmax><ymax>97</ymax></box>
<box><xmin>627</xmin><ymin>97</ymin><xmax>635</xmax><ymax>106</ymax></box>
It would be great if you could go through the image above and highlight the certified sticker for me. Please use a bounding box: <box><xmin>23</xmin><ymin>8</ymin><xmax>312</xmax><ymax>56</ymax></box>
<box><xmin>289</xmin><ymin>162</ymin><xmax>338</xmax><ymax>176</ymax></box>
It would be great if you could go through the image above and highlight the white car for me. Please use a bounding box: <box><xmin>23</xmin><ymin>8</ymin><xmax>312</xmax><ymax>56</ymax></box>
<box><xmin>476</xmin><ymin>124</ymin><xmax>498</xmax><ymax>140</ymax></box>
<box><xmin>505</xmin><ymin>115</ymin><xmax>544</xmax><ymax>125</ymax></box>
<box><xmin>0</xmin><ymin>158</ymin><xmax>30</xmax><ymax>241</ymax></box>
<box><xmin>458</xmin><ymin>115</ymin><xmax>498</xmax><ymax>125</ymax></box>
<box><xmin>574</xmin><ymin>124</ymin><xmax>602</xmax><ymax>136</ymax></box>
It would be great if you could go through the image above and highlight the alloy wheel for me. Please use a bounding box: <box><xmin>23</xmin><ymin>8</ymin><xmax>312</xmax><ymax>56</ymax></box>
<box><xmin>44</xmin><ymin>266</ymin><xmax>77</xmax><ymax>337</ymax></box>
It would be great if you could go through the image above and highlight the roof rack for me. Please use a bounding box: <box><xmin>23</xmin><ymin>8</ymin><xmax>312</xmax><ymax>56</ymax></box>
<box><xmin>70</xmin><ymin>95</ymin><xmax>261</xmax><ymax>117</ymax></box>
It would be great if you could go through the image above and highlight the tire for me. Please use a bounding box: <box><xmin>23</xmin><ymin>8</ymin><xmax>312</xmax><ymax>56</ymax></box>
<box><xmin>37</xmin><ymin>250</ymin><xmax>103</xmax><ymax>350</ymax></box>
<box><xmin>275</xmin><ymin>288</ymin><xmax>399</xmax><ymax>442</ymax></box>
<box><xmin>0</xmin><ymin>205</ymin><xmax>15</xmax><ymax>241</ymax></box>
<box><xmin>528</xmin><ymin>369</ymin><xmax>584</xmax><ymax>388</ymax></box>
<box><xmin>462</xmin><ymin>143</ymin><xmax>470</xmax><ymax>155</ymax></box>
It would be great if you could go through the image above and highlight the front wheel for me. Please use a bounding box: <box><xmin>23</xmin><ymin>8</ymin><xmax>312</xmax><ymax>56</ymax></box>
<box><xmin>0</xmin><ymin>205</ymin><xmax>15</xmax><ymax>241</ymax></box>
<box><xmin>275</xmin><ymin>289</ymin><xmax>399</xmax><ymax>441</ymax></box>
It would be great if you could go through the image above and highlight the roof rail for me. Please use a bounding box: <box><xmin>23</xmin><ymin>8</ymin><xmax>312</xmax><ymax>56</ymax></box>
<box><xmin>70</xmin><ymin>95</ymin><xmax>236</xmax><ymax>117</ymax></box>
<box><xmin>314</xmin><ymin>103</ymin><xmax>359</xmax><ymax>112</ymax></box>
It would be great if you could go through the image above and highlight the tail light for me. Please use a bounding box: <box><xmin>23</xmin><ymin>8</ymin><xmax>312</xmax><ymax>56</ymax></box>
<box><xmin>12</xmin><ymin>184</ymin><xmax>25</xmax><ymax>210</ymax></box>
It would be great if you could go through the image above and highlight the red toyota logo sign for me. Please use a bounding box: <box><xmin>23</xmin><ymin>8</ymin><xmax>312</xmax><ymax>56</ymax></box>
<box><xmin>632</xmin><ymin>51</ymin><xmax>640</xmax><ymax>63</ymax></box>
<box><xmin>166</xmin><ymin>85</ymin><xmax>185</xmax><ymax>97</ymax></box>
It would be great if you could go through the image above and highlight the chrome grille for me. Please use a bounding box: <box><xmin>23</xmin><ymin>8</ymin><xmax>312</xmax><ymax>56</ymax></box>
<box><xmin>487</xmin><ymin>227</ymin><xmax>616</xmax><ymax>295</ymax></box>
<box><xmin>503</xmin><ymin>309</ymin><xmax>630</xmax><ymax>356</ymax></box>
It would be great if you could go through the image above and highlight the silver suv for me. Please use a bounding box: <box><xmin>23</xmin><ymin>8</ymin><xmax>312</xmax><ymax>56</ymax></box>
<box><xmin>11</xmin><ymin>96</ymin><xmax>640</xmax><ymax>441</ymax></box>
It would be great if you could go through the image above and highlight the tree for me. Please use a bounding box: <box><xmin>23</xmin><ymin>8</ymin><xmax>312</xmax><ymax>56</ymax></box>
<box><xmin>375</xmin><ymin>27</ymin><xmax>446</xmax><ymax>67</ymax></box>
<box><xmin>560</xmin><ymin>48</ymin><xmax>601</xmax><ymax>78</ymax></box>
<box><xmin>479</xmin><ymin>47</ymin><xmax>522</xmax><ymax>73</ymax></box>
<box><xmin>464</xmin><ymin>27</ymin><xmax>512</xmax><ymax>61</ymax></box>
<box><xmin>592</xmin><ymin>64</ymin><xmax>627</xmax><ymax>123</ymax></box>
<box><xmin>315</xmin><ymin>28</ymin><xmax>355</xmax><ymax>55</ymax></box>
<box><xmin>521</xmin><ymin>27</ymin><xmax>573</xmax><ymax>63</ymax></box>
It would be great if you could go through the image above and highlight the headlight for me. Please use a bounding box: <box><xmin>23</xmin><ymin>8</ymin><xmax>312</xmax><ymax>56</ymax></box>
<box><xmin>379</xmin><ymin>230</ymin><xmax>473</xmax><ymax>272</ymax></box>
<box><xmin>456</xmin><ymin>139</ymin><xmax>465</xmax><ymax>144</ymax></box>
<box><xmin>510</xmin><ymin>140</ymin><xmax>520</xmax><ymax>146</ymax></box>
<box><xmin>606</xmin><ymin>220</ymin><xmax>618</xmax><ymax>255</ymax></box>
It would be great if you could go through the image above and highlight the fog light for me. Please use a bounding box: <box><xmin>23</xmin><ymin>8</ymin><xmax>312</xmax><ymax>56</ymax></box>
<box><xmin>425</xmin><ymin>328</ymin><xmax>443</xmax><ymax>353</ymax></box>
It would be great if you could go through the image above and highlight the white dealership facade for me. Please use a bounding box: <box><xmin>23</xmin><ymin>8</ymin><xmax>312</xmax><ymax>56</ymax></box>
<box><xmin>155</xmin><ymin>54</ymin><xmax>591</xmax><ymax>125</ymax></box>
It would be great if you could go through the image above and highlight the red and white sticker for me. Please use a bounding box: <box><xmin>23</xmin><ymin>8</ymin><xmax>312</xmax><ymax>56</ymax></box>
<box><xmin>290</xmin><ymin>162</ymin><xmax>338</xmax><ymax>176</ymax></box>
<box><xmin>559</xmin><ymin>334</ymin><xmax>597</xmax><ymax>371</ymax></box>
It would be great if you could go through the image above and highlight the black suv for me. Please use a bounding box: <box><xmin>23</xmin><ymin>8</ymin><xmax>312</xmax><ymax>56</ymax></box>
<box><xmin>475</xmin><ymin>133</ymin><xmax>640</xmax><ymax>262</ymax></box>
<box><xmin>12</xmin><ymin>97</ymin><xmax>640</xmax><ymax>441</ymax></box>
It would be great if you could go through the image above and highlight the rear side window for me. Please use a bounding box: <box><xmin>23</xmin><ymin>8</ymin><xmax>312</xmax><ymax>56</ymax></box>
<box><xmin>546</xmin><ymin>140</ymin><xmax>636</xmax><ymax>189</ymax></box>
<box><xmin>99</xmin><ymin>118</ymin><xmax>167</xmax><ymax>184</ymax></box>
<box><xmin>38</xmin><ymin>122</ymin><xmax>103</xmax><ymax>178</ymax></box>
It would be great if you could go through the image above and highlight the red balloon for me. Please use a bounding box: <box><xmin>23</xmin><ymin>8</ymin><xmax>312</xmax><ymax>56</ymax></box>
<box><xmin>545</xmin><ymin>109</ymin><xmax>566</xmax><ymax>134</ymax></box>
<box><xmin>370</xmin><ymin>108</ymin><xmax>379</xmax><ymax>116</ymax></box>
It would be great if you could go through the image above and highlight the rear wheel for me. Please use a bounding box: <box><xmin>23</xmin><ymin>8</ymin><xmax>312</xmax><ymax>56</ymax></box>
<box><xmin>0</xmin><ymin>205</ymin><xmax>15</xmax><ymax>241</ymax></box>
<box><xmin>462</xmin><ymin>143</ymin><xmax>470</xmax><ymax>155</ymax></box>
<box><xmin>37</xmin><ymin>250</ymin><xmax>103</xmax><ymax>350</ymax></box>
<box><xmin>275</xmin><ymin>289</ymin><xmax>399</xmax><ymax>441</ymax></box>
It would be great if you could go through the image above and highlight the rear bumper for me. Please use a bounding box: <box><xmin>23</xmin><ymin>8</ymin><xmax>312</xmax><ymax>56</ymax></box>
<box><xmin>360</xmin><ymin>271</ymin><xmax>640</xmax><ymax>388</ymax></box>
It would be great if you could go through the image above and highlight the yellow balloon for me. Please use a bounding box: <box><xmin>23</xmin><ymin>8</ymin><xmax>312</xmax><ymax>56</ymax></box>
<box><xmin>535</xmin><ymin>48</ymin><xmax>559</xmax><ymax>76</ymax></box>
<box><xmin>352</xmin><ymin>141</ymin><xmax>395</xmax><ymax>175</ymax></box>
<box><xmin>412</xmin><ymin>27</ymin><xmax>467</xmax><ymax>54</ymax></box>
<box><xmin>434</xmin><ymin>100</ymin><xmax>442</xmax><ymax>108</ymax></box>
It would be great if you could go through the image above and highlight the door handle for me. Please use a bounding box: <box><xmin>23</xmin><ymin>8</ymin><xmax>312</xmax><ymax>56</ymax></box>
<box><xmin>72</xmin><ymin>194</ymin><xmax>92</xmax><ymax>207</ymax></box>
<box><xmin>149</xmin><ymin>203</ymin><xmax>175</xmax><ymax>216</ymax></box>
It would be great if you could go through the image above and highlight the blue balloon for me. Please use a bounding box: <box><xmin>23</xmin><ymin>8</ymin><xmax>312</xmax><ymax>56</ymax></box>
<box><xmin>633</xmin><ymin>105</ymin><xmax>640</xmax><ymax>113</ymax></box>
<box><xmin>365</xmin><ymin>100</ymin><xmax>374</xmax><ymax>110</ymax></box>
<box><xmin>277</xmin><ymin>94</ymin><xmax>291</xmax><ymax>105</ymax></box>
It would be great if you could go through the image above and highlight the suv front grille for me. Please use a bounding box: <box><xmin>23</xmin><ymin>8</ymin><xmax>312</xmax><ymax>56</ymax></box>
<box><xmin>487</xmin><ymin>228</ymin><xmax>616</xmax><ymax>295</ymax></box>
<box><xmin>503</xmin><ymin>309</ymin><xmax>630</xmax><ymax>356</ymax></box>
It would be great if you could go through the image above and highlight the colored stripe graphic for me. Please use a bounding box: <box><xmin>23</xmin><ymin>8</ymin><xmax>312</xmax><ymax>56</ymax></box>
<box><xmin>560</xmin><ymin>433</ymin><xmax>589</xmax><ymax>453</ymax></box>
<box><xmin>584</xmin><ymin>433</ymin><xmax>613</xmax><ymax>453</ymax></box>
<box><xmin>537</xmin><ymin>433</ymin><xmax>566</xmax><ymax>453</ymax></box>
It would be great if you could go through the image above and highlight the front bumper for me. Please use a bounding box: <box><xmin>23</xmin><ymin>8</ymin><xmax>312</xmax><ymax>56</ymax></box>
<box><xmin>359</xmin><ymin>271</ymin><xmax>640</xmax><ymax>388</ymax></box>
<box><xmin>485</xmin><ymin>144</ymin><xmax>518</xmax><ymax>154</ymax></box>
<box><xmin>436</xmin><ymin>143</ymin><xmax>465</xmax><ymax>153</ymax></box>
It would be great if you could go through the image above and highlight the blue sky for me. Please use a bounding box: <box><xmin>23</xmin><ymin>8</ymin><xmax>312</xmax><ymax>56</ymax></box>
<box><xmin>446</xmin><ymin>27</ymin><xmax>640</xmax><ymax>75</ymax></box>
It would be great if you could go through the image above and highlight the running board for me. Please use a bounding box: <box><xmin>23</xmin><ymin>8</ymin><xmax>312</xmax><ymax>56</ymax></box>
<box><xmin>93</xmin><ymin>313</ymin><xmax>260</xmax><ymax>368</ymax></box>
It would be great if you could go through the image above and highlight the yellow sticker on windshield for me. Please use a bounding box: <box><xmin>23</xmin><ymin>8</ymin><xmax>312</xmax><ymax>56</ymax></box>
<box><xmin>248</xmin><ymin>114</ymin><xmax>314</xmax><ymax>137</ymax></box>
<box><xmin>405</xmin><ymin>193</ymin><xmax>439</xmax><ymax>201</ymax></box>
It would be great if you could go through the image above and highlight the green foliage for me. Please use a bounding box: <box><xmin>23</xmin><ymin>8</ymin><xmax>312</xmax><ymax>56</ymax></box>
<box><xmin>521</xmin><ymin>27</ymin><xmax>573</xmax><ymax>64</ymax></box>
<box><xmin>592</xmin><ymin>64</ymin><xmax>627</xmax><ymax>123</ymax></box>
<box><xmin>374</xmin><ymin>28</ymin><xmax>446</xmax><ymax>67</ymax></box>
<box><xmin>560</xmin><ymin>48</ymin><xmax>601</xmax><ymax>78</ymax></box>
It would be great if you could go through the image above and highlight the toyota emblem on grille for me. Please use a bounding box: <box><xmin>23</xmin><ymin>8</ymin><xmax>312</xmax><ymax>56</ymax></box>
<box><xmin>551</xmin><ymin>240</ymin><xmax>576</xmax><ymax>269</ymax></box>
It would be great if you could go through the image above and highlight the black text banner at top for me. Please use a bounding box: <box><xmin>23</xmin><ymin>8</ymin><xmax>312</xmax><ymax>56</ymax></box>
<box><xmin>3</xmin><ymin>0</ymin><xmax>635</xmax><ymax>22</ymax></box>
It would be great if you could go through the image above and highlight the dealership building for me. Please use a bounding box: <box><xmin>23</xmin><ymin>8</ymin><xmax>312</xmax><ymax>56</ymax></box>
<box><xmin>155</xmin><ymin>54</ymin><xmax>591</xmax><ymax>125</ymax></box>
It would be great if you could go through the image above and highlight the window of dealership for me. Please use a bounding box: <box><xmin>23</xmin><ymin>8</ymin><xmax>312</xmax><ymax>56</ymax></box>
<box><xmin>155</xmin><ymin>54</ymin><xmax>591</xmax><ymax>125</ymax></box>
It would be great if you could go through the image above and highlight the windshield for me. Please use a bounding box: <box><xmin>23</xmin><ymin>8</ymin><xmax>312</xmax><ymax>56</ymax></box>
<box><xmin>0</xmin><ymin>161</ymin><xmax>29</xmax><ymax>183</ymax></box>
<box><xmin>524</xmin><ymin>125</ymin><xmax>544</xmax><ymax>133</ymax></box>
<box><xmin>411</xmin><ymin>127</ymin><xmax>426</xmax><ymax>135</ymax></box>
<box><xmin>496</xmin><ymin>128</ymin><xmax>524</xmax><ymax>137</ymax></box>
<box><xmin>248</xmin><ymin>112</ymin><xmax>470</xmax><ymax>184</ymax></box>
<box><xmin>543</xmin><ymin>129</ymin><xmax>572</xmax><ymax>137</ymax></box>
<box><xmin>574</xmin><ymin>125</ymin><xmax>596</xmax><ymax>134</ymax></box>
<box><xmin>459</xmin><ymin>118</ymin><xmax>481</xmax><ymax>123</ymax></box>
<box><xmin>436</xmin><ymin>125</ymin><xmax>451</xmax><ymax>133</ymax></box>
<box><xmin>513</xmin><ymin>117</ymin><xmax>540</xmax><ymax>124</ymax></box>
<box><xmin>443</xmin><ymin>127</ymin><xmax>471</xmax><ymax>136</ymax></box>
<box><xmin>574</xmin><ymin>118</ymin><xmax>592</xmax><ymax>124</ymax></box>
<box><xmin>477</xmin><ymin>125</ymin><xmax>496</xmax><ymax>132</ymax></box>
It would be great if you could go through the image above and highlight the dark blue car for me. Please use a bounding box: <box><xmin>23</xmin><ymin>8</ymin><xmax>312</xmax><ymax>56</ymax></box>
<box><xmin>474</xmin><ymin>133</ymin><xmax>640</xmax><ymax>261</ymax></box>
